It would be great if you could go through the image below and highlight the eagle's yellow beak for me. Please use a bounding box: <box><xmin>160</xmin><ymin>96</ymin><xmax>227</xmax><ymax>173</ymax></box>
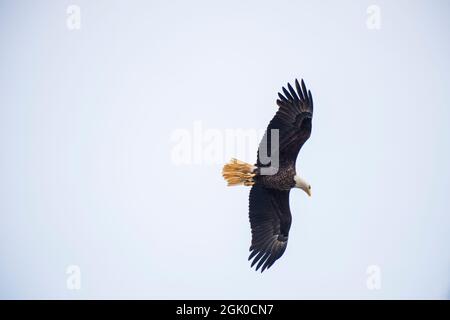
<box><xmin>306</xmin><ymin>186</ymin><xmax>312</xmax><ymax>197</ymax></box>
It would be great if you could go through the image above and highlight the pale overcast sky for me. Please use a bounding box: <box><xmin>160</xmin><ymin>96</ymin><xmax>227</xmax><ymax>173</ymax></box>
<box><xmin>1</xmin><ymin>0</ymin><xmax>449</xmax><ymax>299</ymax></box>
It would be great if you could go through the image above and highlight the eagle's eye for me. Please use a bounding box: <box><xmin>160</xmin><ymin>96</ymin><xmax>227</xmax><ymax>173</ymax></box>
<box><xmin>308</xmin><ymin>185</ymin><xmax>311</xmax><ymax>190</ymax></box>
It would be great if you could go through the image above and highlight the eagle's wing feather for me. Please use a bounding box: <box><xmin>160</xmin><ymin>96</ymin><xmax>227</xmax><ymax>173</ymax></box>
<box><xmin>248</xmin><ymin>184</ymin><xmax>292</xmax><ymax>272</ymax></box>
<box><xmin>257</xmin><ymin>79</ymin><xmax>313</xmax><ymax>167</ymax></box>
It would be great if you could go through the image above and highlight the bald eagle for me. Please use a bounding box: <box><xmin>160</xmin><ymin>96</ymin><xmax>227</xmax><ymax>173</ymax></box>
<box><xmin>222</xmin><ymin>79</ymin><xmax>313</xmax><ymax>272</ymax></box>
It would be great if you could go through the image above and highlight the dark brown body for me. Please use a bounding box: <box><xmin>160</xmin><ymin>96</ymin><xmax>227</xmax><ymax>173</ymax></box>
<box><xmin>254</xmin><ymin>164</ymin><xmax>296</xmax><ymax>191</ymax></box>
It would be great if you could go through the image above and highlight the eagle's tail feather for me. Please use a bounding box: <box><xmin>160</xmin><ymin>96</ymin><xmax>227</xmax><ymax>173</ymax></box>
<box><xmin>222</xmin><ymin>158</ymin><xmax>256</xmax><ymax>186</ymax></box>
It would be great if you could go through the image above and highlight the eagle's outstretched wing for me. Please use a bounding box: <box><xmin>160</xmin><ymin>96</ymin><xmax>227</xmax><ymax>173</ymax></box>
<box><xmin>257</xmin><ymin>79</ymin><xmax>313</xmax><ymax>167</ymax></box>
<box><xmin>248</xmin><ymin>184</ymin><xmax>292</xmax><ymax>272</ymax></box>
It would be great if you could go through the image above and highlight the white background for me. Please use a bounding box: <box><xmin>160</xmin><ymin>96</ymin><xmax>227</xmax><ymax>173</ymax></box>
<box><xmin>0</xmin><ymin>0</ymin><xmax>449</xmax><ymax>299</ymax></box>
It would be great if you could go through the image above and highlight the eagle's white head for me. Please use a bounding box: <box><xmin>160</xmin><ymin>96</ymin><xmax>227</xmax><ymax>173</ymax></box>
<box><xmin>294</xmin><ymin>175</ymin><xmax>311</xmax><ymax>197</ymax></box>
